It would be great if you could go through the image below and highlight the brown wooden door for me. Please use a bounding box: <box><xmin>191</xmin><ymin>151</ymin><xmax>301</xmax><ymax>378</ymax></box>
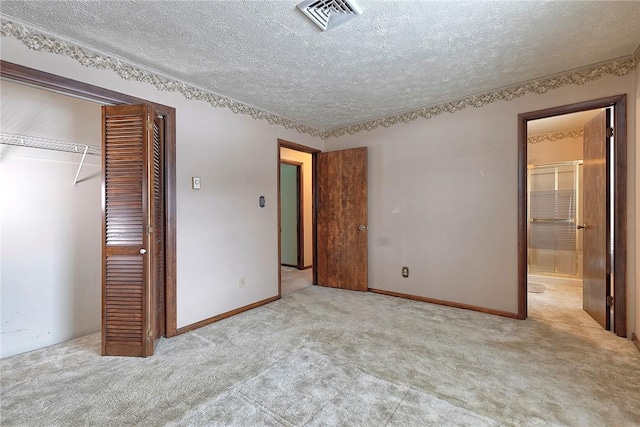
<box><xmin>102</xmin><ymin>104</ymin><xmax>161</xmax><ymax>357</ymax></box>
<box><xmin>582</xmin><ymin>110</ymin><xmax>610</xmax><ymax>329</ymax></box>
<box><xmin>316</xmin><ymin>147</ymin><xmax>368</xmax><ymax>291</ymax></box>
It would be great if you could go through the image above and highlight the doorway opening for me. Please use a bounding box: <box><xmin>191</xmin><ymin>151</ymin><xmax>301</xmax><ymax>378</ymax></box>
<box><xmin>518</xmin><ymin>95</ymin><xmax>627</xmax><ymax>337</ymax></box>
<box><xmin>278</xmin><ymin>139</ymin><xmax>319</xmax><ymax>297</ymax></box>
<box><xmin>277</xmin><ymin>140</ymin><xmax>369</xmax><ymax>297</ymax></box>
<box><xmin>526</xmin><ymin>109</ymin><xmax>601</xmax><ymax>329</ymax></box>
<box><xmin>280</xmin><ymin>160</ymin><xmax>304</xmax><ymax>269</ymax></box>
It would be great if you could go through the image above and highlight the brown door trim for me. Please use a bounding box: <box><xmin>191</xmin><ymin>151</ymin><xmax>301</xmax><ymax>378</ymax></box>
<box><xmin>278</xmin><ymin>139</ymin><xmax>321</xmax><ymax>292</ymax></box>
<box><xmin>280</xmin><ymin>160</ymin><xmax>304</xmax><ymax>269</ymax></box>
<box><xmin>0</xmin><ymin>60</ymin><xmax>179</xmax><ymax>338</ymax></box>
<box><xmin>517</xmin><ymin>95</ymin><xmax>627</xmax><ymax>337</ymax></box>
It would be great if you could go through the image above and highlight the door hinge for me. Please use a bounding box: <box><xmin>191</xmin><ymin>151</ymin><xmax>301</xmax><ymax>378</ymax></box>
<box><xmin>147</xmin><ymin>330</ymin><xmax>154</xmax><ymax>339</ymax></box>
<box><xmin>606</xmin><ymin>127</ymin><xmax>614</xmax><ymax>138</ymax></box>
<box><xmin>606</xmin><ymin>296</ymin><xmax>614</xmax><ymax>307</ymax></box>
<box><xmin>147</xmin><ymin>225</ymin><xmax>154</xmax><ymax>234</ymax></box>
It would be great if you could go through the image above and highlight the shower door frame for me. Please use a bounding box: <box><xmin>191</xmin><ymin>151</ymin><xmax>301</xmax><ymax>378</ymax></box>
<box><xmin>527</xmin><ymin>161</ymin><xmax>582</xmax><ymax>277</ymax></box>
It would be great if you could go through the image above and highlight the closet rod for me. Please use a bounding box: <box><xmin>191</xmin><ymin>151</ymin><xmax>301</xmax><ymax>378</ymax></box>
<box><xmin>0</xmin><ymin>132</ymin><xmax>101</xmax><ymax>156</ymax></box>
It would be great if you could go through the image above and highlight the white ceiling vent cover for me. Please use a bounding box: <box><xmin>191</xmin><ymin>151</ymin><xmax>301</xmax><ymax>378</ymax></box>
<box><xmin>297</xmin><ymin>0</ymin><xmax>363</xmax><ymax>31</ymax></box>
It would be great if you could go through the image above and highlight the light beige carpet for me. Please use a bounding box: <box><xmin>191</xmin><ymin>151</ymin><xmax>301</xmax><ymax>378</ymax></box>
<box><xmin>281</xmin><ymin>267</ymin><xmax>313</xmax><ymax>296</ymax></box>
<box><xmin>1</xmin><ymin>284</ymin><xmax>639</xmax><ymax>426</ymax></box>
<box><xmin>527</xmin><ymin>282</ymin><xmax>545</xmax><ymax>294</ymax></box>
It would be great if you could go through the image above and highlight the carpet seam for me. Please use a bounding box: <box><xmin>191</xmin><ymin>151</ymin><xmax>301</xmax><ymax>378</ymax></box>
<box><xmin>310</xmin><ymin>347</ymin><xmax>512</xmax><ymax>426</ymax></box>
<box><xmin>382</xmin><ymin>388</ymin><xmax>412</xmax><ymax>427</ymax></box>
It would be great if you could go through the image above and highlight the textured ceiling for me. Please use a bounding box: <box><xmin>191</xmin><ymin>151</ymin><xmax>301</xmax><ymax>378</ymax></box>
<box><xmin>2</xmin><ymin>1</ymin><xmax>639</xmax><ymax>131</ymax></box>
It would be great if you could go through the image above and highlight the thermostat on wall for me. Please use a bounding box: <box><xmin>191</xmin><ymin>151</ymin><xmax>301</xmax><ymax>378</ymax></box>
<box><xmin>192</xmin><ymin>177</ymin><xmax>201</xmax><ymax>189</ymax></box>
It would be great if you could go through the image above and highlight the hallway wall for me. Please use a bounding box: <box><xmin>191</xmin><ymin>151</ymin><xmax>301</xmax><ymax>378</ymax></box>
<box><xmin>280</xmin><ymin>163</ymin><xmax>298</xmax><ymax>266</ymax></box>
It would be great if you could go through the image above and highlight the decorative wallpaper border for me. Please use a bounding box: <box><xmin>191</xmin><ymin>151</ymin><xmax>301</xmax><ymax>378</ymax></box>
<box><xmin>323</xmin><ymin>57</ymin><xmax>637</xmax><ymax>139</ymax></box>
<box><xmin>1</xmin><ymin>19</ymin><xmax>638</xmax><ymax>140</ymax></box>
<box><xmin>527</xmin><ymin>129</ymin><xmax>583</xmax><ymax>145</ymax></box>
<box><xmin>0</xmin><ymin>19</ymin><xmax>323</xmax><ymax>138</ymax></box>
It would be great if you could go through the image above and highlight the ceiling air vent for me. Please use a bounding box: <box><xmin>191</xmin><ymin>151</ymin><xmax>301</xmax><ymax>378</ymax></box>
<box><xmin>297</xmin><ymin>0</ymin><xmax>363</xmax><ymax>31</ymax></box>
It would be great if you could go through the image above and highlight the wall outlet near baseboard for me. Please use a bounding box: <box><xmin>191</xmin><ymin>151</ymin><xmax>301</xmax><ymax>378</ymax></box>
<box><xmin>239</xmin><ymin>276</ymin><xmax>246</xmax><ymax>288</ymax></box>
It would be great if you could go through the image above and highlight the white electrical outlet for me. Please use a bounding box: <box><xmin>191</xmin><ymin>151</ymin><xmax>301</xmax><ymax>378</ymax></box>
<box><xmin>239</xmin><ymin>276</ymin><xmax>246</xmax><ymax>288</ymax></box>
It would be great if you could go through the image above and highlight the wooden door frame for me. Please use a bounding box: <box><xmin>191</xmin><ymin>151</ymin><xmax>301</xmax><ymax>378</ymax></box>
<box><xmin>277</xmin><ymin>139</ymin><xmax>321</xmax><ymax>295</ymax></box>
<box><xmin>280</xmin><ymin>160</ymin><xmax>304</xmax><ymax>269</ymax></box>
<box><xmin>517</xmin><ymin>95</ymin><xmax>627</xmax><ymax>337</ymax></box>
<box><xmin>0</xmin><ymin>60</ymin><xmax>179</xmax><ymax>338</ymax></box>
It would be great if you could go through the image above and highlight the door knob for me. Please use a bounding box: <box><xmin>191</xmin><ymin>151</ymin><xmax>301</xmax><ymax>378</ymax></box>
<box><xmin>577</xmin><ymin>224</ymin><xmax>586</xmax><ymax>230</ymax></box>
<box><xmin>140</xmin><ymin>248</ymin><xmax>147</xmax><ymax>254</ymax></box>
<box><xmin>358</xmin><ymin>224</ymin><xmax>367</xmax><ymax>231</ymax></box>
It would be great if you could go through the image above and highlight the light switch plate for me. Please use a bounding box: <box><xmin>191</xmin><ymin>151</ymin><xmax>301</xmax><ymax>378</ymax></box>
<box><xmin>192</xmin><ymin>177</ymin><xmax>201</xmax><ymax>189</ymax></box>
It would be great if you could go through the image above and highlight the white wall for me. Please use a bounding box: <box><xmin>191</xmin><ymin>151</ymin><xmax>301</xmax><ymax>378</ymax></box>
<box><xmin>329</xmin><ymin>73</ymin><xmax>636</xmax><ymax>326</ymax></box>
<box><xmin>0</xmin><ymin>81</ymin><xmax>102</xmax><ymax>357</ymax></box>
<box><xmin>0</xmin><ymin>36</ymin><xmax>323</xmax><ymax>332</ymax></box>
<box><xmin>280</xmin><ymin>148</ymin><xmax>313</xmax><ymax>268</ymax></box>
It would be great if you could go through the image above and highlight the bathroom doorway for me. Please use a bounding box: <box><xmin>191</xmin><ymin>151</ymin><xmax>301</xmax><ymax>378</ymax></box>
<box><xmin>518</xmin><ymin>95</ymin><xmax>627</xmax><ymax>337</ymax></box>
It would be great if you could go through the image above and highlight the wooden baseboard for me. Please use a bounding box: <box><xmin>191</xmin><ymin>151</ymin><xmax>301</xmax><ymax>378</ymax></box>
<box><xmin>368</xmin><ymin>288</ymin><xmax>519</xmax><ymax>319</ymax></box>
<box><xmin>632</xmin><ymin>333</ymin><xmax>640</xmax><ymax>352</ymax></box>
<box><xmin>303</xmin><ymin>265</ymin><xmax>313</xmax><ymax>270</ymax></box>
<box><xmin>176</xmin><ymin>295</ymin><xmax>280</xmax><ymax>335</ymax></box>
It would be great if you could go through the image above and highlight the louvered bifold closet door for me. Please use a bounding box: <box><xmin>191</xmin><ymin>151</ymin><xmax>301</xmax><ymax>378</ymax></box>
<box><xmin>152</xmin><ymin>117</ymin><xmax>165</xmax><ymax>345</ymax></box>
<box><xmin>102</xmin><ymin>104</ymin><xmax>157</xmax><ymax>357</ymax></box>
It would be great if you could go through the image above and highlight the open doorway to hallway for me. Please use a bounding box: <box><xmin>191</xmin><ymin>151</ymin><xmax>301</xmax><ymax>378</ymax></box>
<box><xmin>279</xmin><ymin>140</ymin><xmax>319</xmax><ymax>296</ymax></box>
<box><xmin>281</xmin><ymin>267</ymin><xmax>313</xmax><ymax>296</ymax></box>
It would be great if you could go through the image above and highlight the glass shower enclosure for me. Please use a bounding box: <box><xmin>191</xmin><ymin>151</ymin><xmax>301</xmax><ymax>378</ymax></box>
<box><xmin>528</xmin><ymin>162</ymin><xmax>582</xmax><ymax>277</ymax></box>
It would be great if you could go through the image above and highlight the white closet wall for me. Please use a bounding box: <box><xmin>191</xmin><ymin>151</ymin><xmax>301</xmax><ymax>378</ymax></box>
<box><xmin>0</xmin><ymin>80</ymin><xmax>102</xmax><ymax>358</ymax></box>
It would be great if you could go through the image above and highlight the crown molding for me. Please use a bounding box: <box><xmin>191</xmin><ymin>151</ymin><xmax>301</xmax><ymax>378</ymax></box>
<box><xmin>1</xmin><ymin>19</ymin><xmax>637</xmax><ymax>141</ymax></box>
<box><xmin>527</xmin><ymin>128</ymin><xmax>583</xmax><ymax>145</ymax></box>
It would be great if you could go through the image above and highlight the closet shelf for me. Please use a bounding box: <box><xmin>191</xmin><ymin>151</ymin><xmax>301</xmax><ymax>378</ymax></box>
<box><xmin>0</xmin><ymin>132</ymin><xmax>101</xmax><ymax>156</ymax></box>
